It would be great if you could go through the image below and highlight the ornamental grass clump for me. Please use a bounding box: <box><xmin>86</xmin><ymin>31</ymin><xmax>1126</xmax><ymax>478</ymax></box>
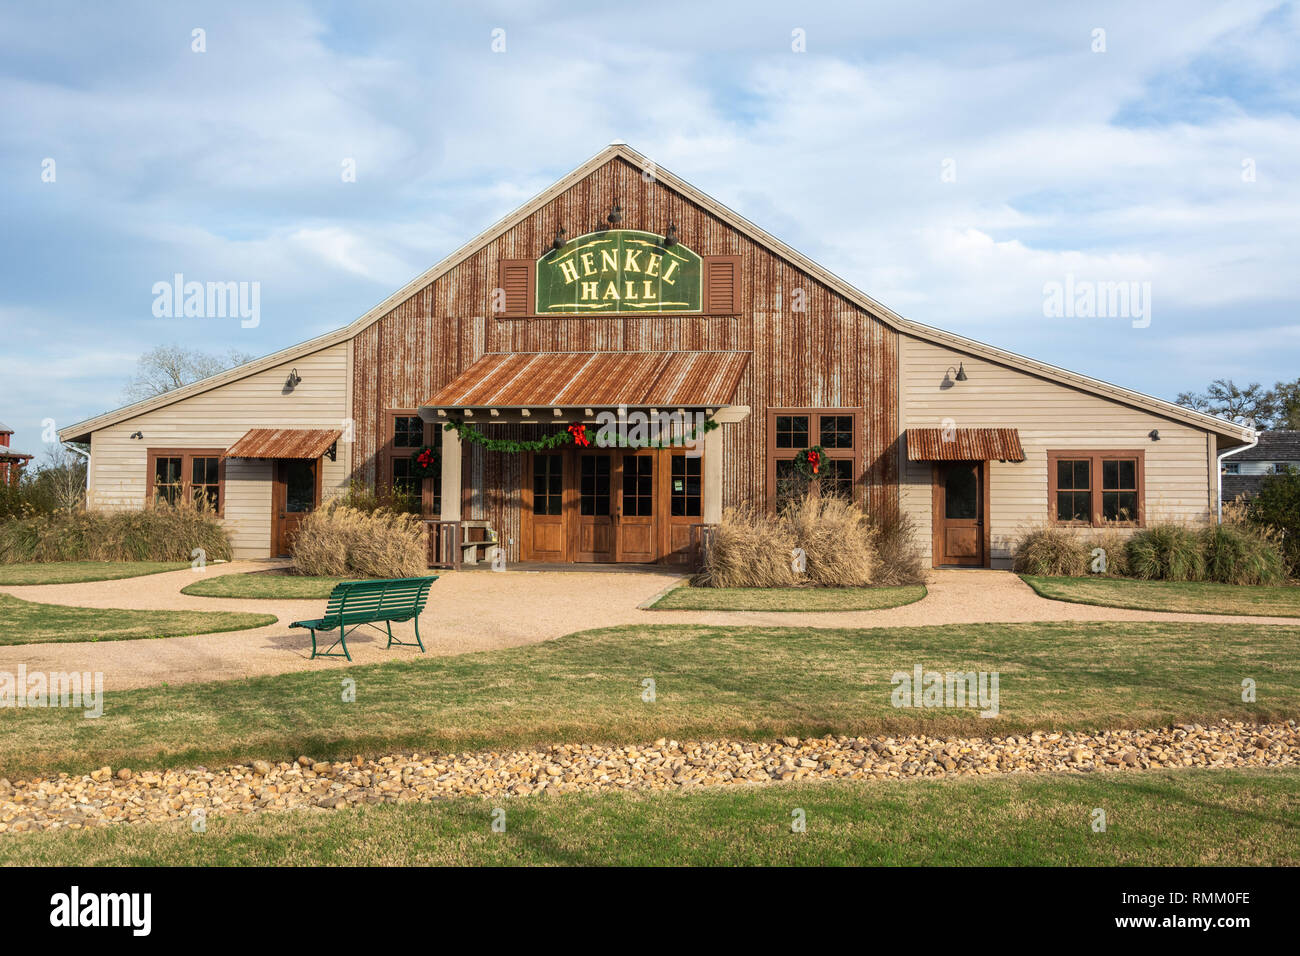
<box><xmin>291</xmin><ymin>502</ymin><xmax>427</xmax><ymax>579</ymax></box>
<box><xmin>783</xmin><ymin>494</ymin><xmax>875</xmax><ymax>587</ymax></box>
<box><xmin>867</xmin><ymin>507</ymin><xmax>926</xmax><ymax>586</ymax></box>
<box><xmin>1126</xmin><ymin>522</ymin><xmax>1205</xmax><ymax>582</ymax></box>
<box><xmin>1010</xmin><ymin>526</ymin><xmax>1088</xmax><ymax>576</ymax></box>
<box><xmin>1199</xmin><ymin>521</ymin><xmax>1286</xmax><ymax>586</ymax></box>
<box><xmin>0</xmin><ymin>496</ymin><xmax>230</xmax><ymax>564</ymax></box>
<box><xmin>696</xmin><ymin>506</ymin><xmax>798</xmax><ymax>588</ymax></box>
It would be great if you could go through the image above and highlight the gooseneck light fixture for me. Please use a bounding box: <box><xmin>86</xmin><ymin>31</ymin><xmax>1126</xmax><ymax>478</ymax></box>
<box><xmin>606</xmin><ymin>201</ymin><xmax>622</xmax><ymax>227</ymax></box>
<box><xmin>941</xmin><ymin>363</ymin><xmax>969</xmax><ymax>388</ymax></box>
<box><xmin>663</xmin><ymin>223</ymin><xmax>678</xmax><ymax>247</ymax></box>
<box><xmin>551</xmin><ymin>227</ymin><xmax>567</xmax><ymax>251</ymax></box>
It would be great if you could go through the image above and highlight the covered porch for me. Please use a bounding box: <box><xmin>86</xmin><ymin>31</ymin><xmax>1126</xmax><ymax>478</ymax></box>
<box><xmin>420</xmin><ymin>350</ymin><xmax>751</xmax><ymax>566</ymax></box>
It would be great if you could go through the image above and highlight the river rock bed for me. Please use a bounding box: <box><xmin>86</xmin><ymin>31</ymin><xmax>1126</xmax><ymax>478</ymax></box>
<box><xmin>0</xmin><ymin>719</ymin><xmax>1295</xmax><ymax>833</ymax></box>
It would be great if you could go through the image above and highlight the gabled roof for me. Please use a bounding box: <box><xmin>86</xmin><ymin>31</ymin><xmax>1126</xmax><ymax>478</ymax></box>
<box><xmin>60</xmin><ymin>143</ymin><xmax>1256</xmax><ymax>446</ymax></box>
<box><xmin>1234</xmin><ymin>430</ymin><xmax>1300</xmax><ymax>461</ymax></box>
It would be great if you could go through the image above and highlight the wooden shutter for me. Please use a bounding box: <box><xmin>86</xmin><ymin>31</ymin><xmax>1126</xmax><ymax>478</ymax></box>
<box><xmin>703</xmin><ymin>255</ymin><xmax>742</xmax><ymax>314</ymax></box>
<box><xmin>497</xmin><ymin>259</ymin><xmax>534</xmax><ymax>317</ymax></box>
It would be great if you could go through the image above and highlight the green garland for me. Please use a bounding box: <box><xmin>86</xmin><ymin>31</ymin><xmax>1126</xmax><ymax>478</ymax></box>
<box><xmin>442</xmin><ymin>418</ymin><xmax>718</xmax><ymax>452</ymax></box>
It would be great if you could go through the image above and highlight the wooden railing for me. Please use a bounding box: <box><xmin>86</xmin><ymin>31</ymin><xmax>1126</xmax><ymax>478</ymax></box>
<box><xmin>423</xmin><ymin>520</ymin><xmax>462</xmax><ymax>570</ymax></box>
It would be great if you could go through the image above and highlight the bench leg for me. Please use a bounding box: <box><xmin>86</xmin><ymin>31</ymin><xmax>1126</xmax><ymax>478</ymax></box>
<box><xmin>311</xmin><ymin>626</ymin><xmax>352</xmax><ymax>661</ymax></box>
<box><xmin>383</xmin><ymin>616</ymin><xmax>426</xmax><ymax>653</ymax></box>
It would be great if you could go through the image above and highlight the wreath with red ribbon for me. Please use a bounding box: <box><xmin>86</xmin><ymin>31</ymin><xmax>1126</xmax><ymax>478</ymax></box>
<box><xmin>410</xmin><ymin>444</ymin><xmax>441</xmax><ymax>479</ymax></box>
<box><xmin>792</xmin><ymin>445</ymin><xmax>825</xmax><ymax>479</ymax></box>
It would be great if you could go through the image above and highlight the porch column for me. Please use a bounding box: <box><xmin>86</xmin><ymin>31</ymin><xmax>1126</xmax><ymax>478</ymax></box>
<box><xmin>702</xmin><ymin>405</ymin><xmax>750</xmax><ymax>524</ymax></box>
<box><xmin>440</xmin><ymin>426</ymin><xmax>462</xmax><ymax>522</ymax></box>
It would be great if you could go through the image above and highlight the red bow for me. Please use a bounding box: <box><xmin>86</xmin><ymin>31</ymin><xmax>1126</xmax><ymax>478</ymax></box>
<box><xmin>417</xmin><ymin>450</ymin><xmax>434</xmax><ymax>467</ymax></box>
<box><xmin>567</xmin><ymin>423</ymin><xmax>590</xmax><ymax>447</ymax></box>
<box><xmin>806</xmin><ymin>449</ymin><xmax>820</xmax><ymax>475</ymax></box>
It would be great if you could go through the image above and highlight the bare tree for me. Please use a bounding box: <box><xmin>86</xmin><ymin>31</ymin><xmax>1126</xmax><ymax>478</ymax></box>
<box><xmin>35</xmin><ymin>444</ymin><xmax>88</xmax><ymax>511</ymax></box>
<box><xmin>123</xmin><ymin>345</ymin><xmax>255</xmax><ymax>403</ymax></box>
<box><xmin>1175</xmin><ymin>379</ymin><xmax>1274</xmax><ymax>427</ymax></box>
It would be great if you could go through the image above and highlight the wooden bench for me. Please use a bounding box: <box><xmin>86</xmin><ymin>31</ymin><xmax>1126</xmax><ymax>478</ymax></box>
<box><xmin>289</xmin><ymin>576</ymin><xmax>437</xmax><ymax>661</ymax></box>
<box><xmin>460</xmin><ymin>519</ymin><xmax>500</xmax><ymax>566</ymax></box>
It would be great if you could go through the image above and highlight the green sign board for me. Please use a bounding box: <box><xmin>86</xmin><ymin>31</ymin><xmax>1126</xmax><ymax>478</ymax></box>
<box><xmin>536</xmin><ymin>229</ymin><xmax>702</xmax><ymax>313</ymax></box>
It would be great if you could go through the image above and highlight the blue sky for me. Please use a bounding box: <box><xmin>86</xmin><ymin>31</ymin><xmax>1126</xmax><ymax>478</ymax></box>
<box><xmin>2</xmin><ymin>0</ymin><xmax>1298</xmax><ymax>457</ymax></box>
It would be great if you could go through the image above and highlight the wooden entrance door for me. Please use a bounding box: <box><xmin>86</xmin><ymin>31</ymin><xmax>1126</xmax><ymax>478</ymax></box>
<box><xmin>575</xmin><ymin>451</ymin><xmax>615</xmax><ymax>561</ymax></box>
<box><xmin>273</xmin><ymin>458</ymin><xmax>320</xmax><ymax>557</ymax></box>
<box><xmin>933</xmin><ymin>461</ymin><xmax>986</xmax><ymax>567</ymax></box>
<box><xmin>616</xmin><ymin>451</ymin><xmax>656</xmax><ymax>563</ymax></box>
<box><xmin>528</xmin><ymin>452</ymin><xmax>565</xmax><ymax>560</ymax></box>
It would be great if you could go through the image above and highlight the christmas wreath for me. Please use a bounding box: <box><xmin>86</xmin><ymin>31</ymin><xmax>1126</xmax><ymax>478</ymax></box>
<box><xmin>410</xmin><ymin>444</ymin><xmax>441</xmax><ymax>479</ymax></box>
<box><xmin>792</xmin><ymin>445</ymin><xmax>825</xmax><ymax>479</ymax></box>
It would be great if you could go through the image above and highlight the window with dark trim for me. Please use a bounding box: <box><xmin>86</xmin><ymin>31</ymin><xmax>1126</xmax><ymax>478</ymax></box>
<box><xmin>767</xmin><ymin>409</ymin><xmax>861</xmax><ymax>511</ymax></box>
<box><xmin>387</xmin><ymin>410</ymin><xmax>440</xmax><ymax>515</ymax></box>
<box><xmin>670</xmin><ymin>454</ymin><xmax>702</xmax><ymax>517</ymax></box>
<box><xmin>534</xmin><ymin>453</ymin><xmax>563</xmax><ymax>515</ymax></box>
<box><xmin>1048</xmin><ymin>450</ymin><xmax>1144</xmax><ymax>527</ymax></box>
<box><xmin>146</xmin><ymin>449</ymin><xmax>225</xmax><ymax>515</ymax></box>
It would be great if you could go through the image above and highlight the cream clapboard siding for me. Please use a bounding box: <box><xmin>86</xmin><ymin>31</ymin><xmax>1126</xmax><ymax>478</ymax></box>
<box><xmin>86</xmin><ymin>343</ymin><xmax>352</xmax><ymax>558</ymax></box>
<box><xmin>900</xmin><ymin>334</ymin><xmax>1216</xmax><ymax>568</ymax></box>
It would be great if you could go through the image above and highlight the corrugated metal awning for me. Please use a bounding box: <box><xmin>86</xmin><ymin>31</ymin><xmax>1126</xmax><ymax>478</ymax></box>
<box><xmin>425</xmin><ymin>351</ymin><xmax>750</xmax><ymax>409</ymax></box>
<box><xmin>906</xmin><ymin>427</ymin><xmax>1025</xmax><ymax>462</ymax></box>
<box><xmin>224</xmin><ymin>428</ymin><xmax>342</xmax><ymax>460</ymax></box>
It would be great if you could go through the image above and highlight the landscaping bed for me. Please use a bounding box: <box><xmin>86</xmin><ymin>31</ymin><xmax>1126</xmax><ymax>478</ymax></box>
<box><xmin>181</xmin><ymin>569</ymin><xmax>356</xmax><ymax>600</ymax></box>
<box><xmin>0</xmin><ymin>594</ymin><xmax>276</xmax><ymax>646</ymax></box>
<box><xmin>651</xmin><ymin>583</ymin><xmax>925</xmax><ymax>611</ymax></box>
<box><xmin>0</xmin><ymin>561</ymin><xmax>189</xmax><ymax>586</ymax></box>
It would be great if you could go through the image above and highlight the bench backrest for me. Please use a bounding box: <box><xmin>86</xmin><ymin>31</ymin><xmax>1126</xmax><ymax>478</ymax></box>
<box><xmin>321</xmin><ymin>576</ymin><xmax>438</xmax><ymax>624</ymax></box>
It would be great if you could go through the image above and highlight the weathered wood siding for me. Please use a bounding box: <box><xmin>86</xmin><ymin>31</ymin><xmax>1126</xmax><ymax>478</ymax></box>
<box><xmin>351</xmin><ymin>156</ymin><xmax>900</xmax><ymax>558</ymax></box>
<box><xmin>86</xmin><ymin>343</ymin><xmax>352</xmax><ymax>558</ymax></box>
<box><xmin>900</xmin><ymin>334</ymin><xmax>1217</xmax><ymax>568</ymax></box>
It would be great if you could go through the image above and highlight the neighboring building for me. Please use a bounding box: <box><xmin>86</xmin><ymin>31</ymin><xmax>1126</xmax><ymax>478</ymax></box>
<box><xmin>0</xmin><ymin>423</ymin><xmax>34</xmax><ymax>485</ymax></box>
<box><xmin>1220</xmin><ymin>430</ymin><xmax>1300</xmax><ymax>503</ymax></box>
<box><xmin>60</xmin><ymin>144</ymin><xmax>1253</xmax><ymax>568</ymax></box>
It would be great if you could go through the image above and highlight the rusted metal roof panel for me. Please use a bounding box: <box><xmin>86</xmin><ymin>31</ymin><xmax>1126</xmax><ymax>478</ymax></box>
<box><xmin>426</xmin><ymin>351</ymin><xmax>750</xmax><ymax>408</ymax></box>
<box><xmin>906</xmin><ymin>427</ymin><xmax>1025</xmax><ymax>462</ymax></box>
<box><xmin>224</xmin><ymin>428</ymin><xmax>342</xmax><ymax>460</ymax></box>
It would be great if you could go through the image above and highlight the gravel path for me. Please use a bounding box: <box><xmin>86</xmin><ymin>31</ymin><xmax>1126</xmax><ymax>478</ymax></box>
<box><xmin>0</xmin><ymin>720</ymin><xmax>1293</xmax><ymax>834</ymax></box>
<box><xmin>1</xmin><ymin>562</ymin><xmax>1297</xmax><ymax>691</ymax></box>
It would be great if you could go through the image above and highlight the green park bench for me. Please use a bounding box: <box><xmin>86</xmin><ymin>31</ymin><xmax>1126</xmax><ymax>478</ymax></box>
<box><xmin>290</xmin><ymin>576</ymin><xmax>438</xmax><ymax>661</ymax></box>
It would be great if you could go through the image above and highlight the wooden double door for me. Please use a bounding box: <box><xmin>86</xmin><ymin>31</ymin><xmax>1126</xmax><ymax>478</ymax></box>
<box><xmin>524</xmin><ymin>447</ymin><xmax>701</xmax><ymax>564</ymax></box>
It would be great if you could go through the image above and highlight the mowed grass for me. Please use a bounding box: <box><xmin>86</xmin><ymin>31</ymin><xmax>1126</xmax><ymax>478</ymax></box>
<box><xmin>0</xmin><ymin>561</ymin><xmax>188</xmax><ymax>585</ymax></box>
<box><xmin>650</xmin><ymin>583</ymin><xmax>926</xmax><ymax>611</ymax></box>
<box><xmin>181</xmin><ymin>571</ymin><xmax>354</xmax><ymax>599</ymax></box>
<box><xmin>3</xmin><ymin>768</ymin><xmax>1296</xmax><ymax>867</ymax></box>
<box><xmin>2</xmin><ymin>621</ymin><xmax>1297</xmax><ymax>780</ymax></box>
<box><xmin>0</xmin><ymin>595</ymin><xmax>276</xmax><ymax>647</ymax></box>
<box><xmin>1023</xmin><ymin>575</ymin><xmax>1300</xmax><ymax>617</ymax></box>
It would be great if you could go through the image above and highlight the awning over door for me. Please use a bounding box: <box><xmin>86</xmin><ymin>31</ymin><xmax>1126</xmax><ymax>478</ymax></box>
<box><xmin>906</xmin><ymin>427</ymin><xmax>1025</xmax><ymax>462</ymax></box>
<box><xmin>424</xmin><ymin>350</ymin><xmax>750</xmax><ymax>411</ymax></box>
<box><xmin>224</xmin><ymin>428</ymin><xmax>342</xmax><ymax>460</ymax></box>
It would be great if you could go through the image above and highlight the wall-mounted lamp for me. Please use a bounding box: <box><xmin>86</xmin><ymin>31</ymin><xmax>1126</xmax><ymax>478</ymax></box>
<box><xmin>663</xmin><ymin>223</ymin><xmax>678</xmax><ymax>247</ymax></box>
<box><xmin>551</xmin><ymin>226</ymin><xmax>567</xmax><ymax>251</ymax></box>
<box><xmin>941</xmin><ymin>363</ymin><xmax>969</xmax><ymax>389</ymax></box>
<box><xmin>285</xmin><ymin>368</ymin><xmax>302</xmax><ymax>391</ymax></box>
<box><xmin>129</xmin><ymin>431</ymin><xmax>143</xmax><ymax>440</ymax></box>
<box><xmin>1149</xmin><ymin>429</ymin><xmax>1160</xmax><ymax>441</ymax></box>
<box><xmin>606</xmin><ymin>200</ymin><xmax>622</xmax><ymax>227</ymax></box>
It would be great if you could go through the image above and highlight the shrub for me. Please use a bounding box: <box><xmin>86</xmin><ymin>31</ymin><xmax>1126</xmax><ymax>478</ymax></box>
<box><xmin>783</xmin><ymin>495</ymin><xmax>875</xmax><ymax>587</ymax></box>
<box><xmin>291</xmin><ymin>502</ymin><xmax>427</xmax><ymax>578</ymax></box>
<box><xmin>696</xmin><ymin>506</ymin><xmax>798</xmax><ymax>588</ymax></box>
<box><xmin>1011</xmin><ymin>527</ymin><xmax>1088</xmax><ymax>576</ymax></box>
<box><xmin>1126</xmin><ymin>523</ymin><xmax>1205</xmax><ymax>581</ymax></box>
<box><xmin>1199</xmin><ymin>522</ymin><xmax>1286</xmax><ymax>586</ymax></box>
<box><xmin>868</xmin><ymin>507</ymin><xmax>926</xmax><ymax>586</ymax></box>
<box><xmin>1082</xmin><ymin>528</ymin><xmax>1131</xmax><ymax>577</ymax></box>
<box><xmin>333</xmin><ymin>479</ymin><xmax>420</xmax><ymax>515</ymax></box>
<box><xmin>1247</xmin><ymin>470</ymin><xmax>1300</xmax><ymax>577</ymax></box>
<box><xmin>0</xmin><ymin>496</ymin><xmax>230</xmax><ymax>564</ymax></box>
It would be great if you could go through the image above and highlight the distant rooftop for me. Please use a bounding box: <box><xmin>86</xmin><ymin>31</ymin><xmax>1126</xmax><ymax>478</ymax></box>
<box><xmin>1233</xmin><ymin>430</ymin><xmax>1300</xmax><ymax>461</ymax></box>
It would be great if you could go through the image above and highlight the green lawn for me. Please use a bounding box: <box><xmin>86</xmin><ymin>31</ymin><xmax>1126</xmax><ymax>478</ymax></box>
<box><xmin>0</xmin><ymin>561</ymin><xmax>188</xmax><ymax>585</ymax></box>
<box><xmin>1022</xmin><ymin>575</ymin><xmax>1300</xmax><ymax>617</ymax></box>
<box><xmin>650</xmin><ymin>583</ymin><xmax>926</xmax><ymax>611</ymax></box>
<box><xmin>0</xmin><ymin>594</ymin><xmax>276</xmax><ymax>647</ymax></box>
<box><xmin>181</xmin><ymin>571</ymin><xmax>354</xmax><ymax>599</ymax></box>
<box><xmin>3</xmin><ymin>768</ymin><xmax>1295</xmax><ymax>866</ymax></box>
<box><xmin>2</xmin><ymin>620</ymin><xmax>1296</xmax><ymax>780</ymax></box>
